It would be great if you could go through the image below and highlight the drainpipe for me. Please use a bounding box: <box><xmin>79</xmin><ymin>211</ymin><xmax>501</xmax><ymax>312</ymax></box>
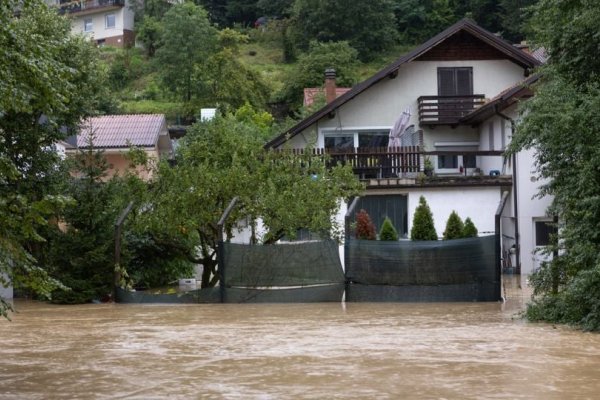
<box><xmin>494</xmin><ymin>105</ymin><xmax>521</xmax><ymax>274</ymax></box>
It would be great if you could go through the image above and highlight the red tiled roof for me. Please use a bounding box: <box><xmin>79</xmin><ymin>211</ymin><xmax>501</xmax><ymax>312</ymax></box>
<box><xmin>77</xmin><ymin>114</ymin><xmax>166</xmax><ymax>149</ymax></box>
<box><xmin>303</xmin><ymin>87</ymin><xmax>351</xmax><ymax>107</ymax></box>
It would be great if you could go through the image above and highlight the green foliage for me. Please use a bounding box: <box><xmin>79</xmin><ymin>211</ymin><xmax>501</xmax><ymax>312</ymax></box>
<box><xmin>108</xmin><ymin>48</ymin><xmax>147</xmax><ymax>90</ymax></box>
<box><xmin>379</xmin><ymin>217</ymin><xmax>399</xmax><ymax>241</ymax></box>
<box><xmin>156</xmin><ymin>2</ymin><xmax>218</xmax><ymax>102</ymax></box>
<box><xmin>136</xmin><ymin>16</ymin><xmax>163</xmax><ymax>57</ymax></box>
<box><xmin>395</xmin><ymin>0</ymin><xmax>456</xmax><ymax>43</ymax></box>
<box><xmin>279</xmin><ymin>40</ymin><xmax>359</xmax><ymax>107</ymax></box>
<box><xmin>143</xmin><ymin>113</ymin><xmax>362</xmax><ymax>287</ymax></box>
<box><xmin>411</xmin><ymin>196</ymin><xmax>437</xmax><ymax>240</ymax></box>
<box><xmin>0</xmin><ymin>0</ymin><xmax>107</xmax><ymax>316</ymax></box>
<box><xmin>462</xmin><ymin>217</ymin><xmax>478</xmax><ymax>238</ymax></box>
<box><xmin>443</xmin><ymin>211</ymin><xmax>464</xmax><ymax>240</ymax></box>
<box><xmin>355</xmin><ymin>209</ymin><xmax>377</xmax><ymax>240</ymax></box>
<box><xmin>509</xmin><ymin>0</ymin><xmax>600</xmax><ymax>330</ymax></box>
<box><xmin>290</xmin><ymin>0</ymin><xmax>398</xmax><ymax>61</ymax></box>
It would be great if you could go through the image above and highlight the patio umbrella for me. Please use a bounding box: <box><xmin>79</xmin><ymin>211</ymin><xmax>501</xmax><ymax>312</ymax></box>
<box><xmin>388</xmin><ymin>106</ymin><xmax>412</xmax><ymax>148</ymax></box>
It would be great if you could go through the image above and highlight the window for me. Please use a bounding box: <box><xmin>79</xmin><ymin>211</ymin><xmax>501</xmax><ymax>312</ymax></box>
<box><xmin>488</xmin><ymin>122</ymin><xmax>495</xmax><ymax>151</ymax></box>
<box><xmin>438</xmin><ymin>67</ymin><xmax>473</xmax><ymax>96</ymax></box>
<box><xmin>105</xmin><ymin>14</ymin><xmax>115</xmax><ymax>29</ymax></box>
<box><xmin>438</xmin><ymin>155</ymin><xmax>458</xmax><ymax>169</ymax></box>
<box><xmin>535</xmin><ymin>220</ymin><xmax>557</xmax><ymax>246</ymax></box>
<box><xmin>324</xmin><ymin>135</ymin><xmax>353</xmax><ymax>152</ymax></box>
<box><xmin>84</xmin><ymin>18</ymin><xmax>93</xmax><ymax>32</ymax></box>
<box><xmin>463</xmin><ymin>154</ymin><xmax>476</xmax><ymax>168</ymax></box>
<box><xmin>358</xmin><ymin>132</ymin><xmax>389</xmax><ymax>148</ymax></box>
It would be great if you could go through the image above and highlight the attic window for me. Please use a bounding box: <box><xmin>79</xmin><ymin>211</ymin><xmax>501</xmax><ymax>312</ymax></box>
<box><xmin>438</xmin><ymin>67</ymin><xmax>473</xmax><ymax>96</ymax></box>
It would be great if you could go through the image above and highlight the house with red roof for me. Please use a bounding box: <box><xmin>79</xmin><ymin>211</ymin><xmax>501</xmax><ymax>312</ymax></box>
<box><xmin>67</xmin><ymin>114</ymin><xmax>172</xmax><ymax>180</ymax></box>
<box><xmin>266</xmin><ymin>19</ymin><xmax>552</xmax><ymax>275</ymax></box>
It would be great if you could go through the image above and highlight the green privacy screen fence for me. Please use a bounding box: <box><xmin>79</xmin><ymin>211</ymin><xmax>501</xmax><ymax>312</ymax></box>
<box><xmin>345</xmin><ymin>235</ymin><xmax>501</xmax><ymax>301</ymax></box>
<box><xmin>221</xmin><ymin>240</ymin><xmax>345</xmax><ymax>303</ymax></box>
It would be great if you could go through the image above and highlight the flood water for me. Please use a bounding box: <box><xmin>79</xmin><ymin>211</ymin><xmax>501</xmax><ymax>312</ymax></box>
<box><xmin>1</xmin><ymin>276</ymin><xmax>600</xmax><ymax>399</ymax></box>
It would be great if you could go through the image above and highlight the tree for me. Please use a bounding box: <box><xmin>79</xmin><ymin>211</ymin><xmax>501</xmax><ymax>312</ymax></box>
<box><xmin>394</xmin><ymin>0</ymin><xmax>456</xmax><ymax>43</ymax></box>
<box><xmin>355</xmin><ymin>209</ymin><xmax>377</xmax><ymax>240</ymax></box>
<box><xmin>142</xmin><ymin>111</ymin><xmax>362</xmax><ymax>288</ymax></box>
<box><xmin>279</xmin><ymin>40</ymin><xmax>359</xmax><ymax>107</ymax></box>
<box><xmin>290</xmin><ymin>0</ymin><xmax>398</xmax><ymax>61</ymax></box>
<box><xmin>410</xmin><ymin>196</ymin><xmax>437</xmax><ymax>240</ymax></box>
<box><xmin>379</xmin><ymin>217</ymin><xmax>399</xmax><ymax>241</ymax></box>
<box><xmin>136</xmin><ymin>16</ymin><xmax>163</xmax><ymax>57</ymax></box>
<box><xmin>201</xmin><ymin>29</ymin><xmax>271</xmax><ymax>111</ymax></box>
<box><xmin>443</xmin><ymin>211</ymin><xmax>464</xmax><ymax>240</ymax></box>
<box><xmin>156</xmin><ymin>2</ymin><xmax>218</xmax><ymax>102</ymax></box>
<box><xmin>0</xmin><ymin>0</ymin><xmax>107</xmax><ymax>317</ymax></box>
<box><xmin>509</xmin><ymin>1</ymin><xmax>600</xmax><ymax>330</ymax></box>
<box><xmin>462</xmin><ymin>217</ymin><xmax>478</xmax><ymax>238</ymax></box>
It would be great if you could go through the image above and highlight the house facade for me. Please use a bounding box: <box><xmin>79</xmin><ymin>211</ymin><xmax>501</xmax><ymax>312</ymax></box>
<box><xmin>66</xmin><ymin>114</ymin><xmax>173</xmax><ymax>180</ymax></box>
<box><xmin>48</xmin><ymin>0</ymin><xmax>135</xmax><ymax>47</ymax></box>
<box><xmin>266</xmin><ymin>19</ymin><xmax>551</xmax><ymax>275</ymax></box>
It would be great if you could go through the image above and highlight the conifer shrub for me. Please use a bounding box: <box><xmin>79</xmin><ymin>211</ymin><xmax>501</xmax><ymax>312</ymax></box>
<box><xmin>462</xmin><ymin>217</ymin><xmax>478</xmax><ymax>238</ymax></box>
<box><xmin>443</xmin><ymin>211</ymin><xmax>464</xmax><ymax>240</ymax></box>
<box><xmin>379</xmin><ymin>217</ymin><xmax>399</xmax><ymax>241</ymax></box>
<box><xmin>410</xmin><ymin>196</ymin><xmax>437</xmax><ymax>240</ymax></box>
<box><xmin>355</xmin><ymin>209</ymin><xmax>376</xmax><ymax>240</ymax></box>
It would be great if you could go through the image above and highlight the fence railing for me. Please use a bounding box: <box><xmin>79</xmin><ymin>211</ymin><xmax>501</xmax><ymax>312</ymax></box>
<box><xmin>57</xmin><ymin>0</ymin><xmax>125</xmax><ymax>14</ymax></box>
<box><xmin>418</xmin><ymin>95</ymin><xmax>486</xmax><ymax>125</ymax></box>
<box><xmin>282</xmin><ymin>146</ymin><xmax>422</xmax><ymax>179</ymax></box>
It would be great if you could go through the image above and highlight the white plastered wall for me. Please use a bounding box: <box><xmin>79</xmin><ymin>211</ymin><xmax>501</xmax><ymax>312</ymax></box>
<box><xmin>70</xmin><ymin>1</ymin><xmax>134</xmax><ymax>42</ymax></box>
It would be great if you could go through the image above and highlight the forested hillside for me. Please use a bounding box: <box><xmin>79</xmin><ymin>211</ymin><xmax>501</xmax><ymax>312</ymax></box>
<box><xmin>108</xmin><ymin>0</ymin><xmax>537</xmax><ymax>123</ymax></box>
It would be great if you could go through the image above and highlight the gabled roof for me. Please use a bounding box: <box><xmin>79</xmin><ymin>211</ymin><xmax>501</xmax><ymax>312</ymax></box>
<box><xmin>265</xmin><ymin>18</ymin><xmax>542</xmax><ymax>148</ymax></box>
<box><xmin>460</xmin><ymin>74</ymin><xmax>539</xmax><ymax>125</ymax></box>
<box><xmin>76</xmin><ymin>114</ymin><xmax>167</xmax><ymax>149</ymax></box>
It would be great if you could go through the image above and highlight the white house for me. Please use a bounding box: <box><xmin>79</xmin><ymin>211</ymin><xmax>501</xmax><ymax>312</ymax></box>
<box><xmin>48</xmin><ymin>0</ymin><xmax>135</xmax><ymax>47</ymax></box>
<box><xmin>265</xmin><ymin>19</ymin><xmax>552</xmax><ymax>275</ymax></box>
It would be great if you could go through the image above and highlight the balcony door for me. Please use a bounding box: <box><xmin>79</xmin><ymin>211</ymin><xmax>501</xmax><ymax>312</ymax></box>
<box><xmin>438</xmin><ymin>67</ymin><xmax>473</xmax><ymax>121</ymax></box>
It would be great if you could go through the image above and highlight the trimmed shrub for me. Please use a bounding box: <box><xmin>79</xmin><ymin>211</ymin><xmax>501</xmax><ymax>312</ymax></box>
<box><xmin>379</xmin><ymin>217</ymin><xmax>399</xmax><ymax>241</ymax></box>
<box><xmin>355</xmin><ymin>209</ymin><xmax>376</xmax><ymax>240</ymax></box>
<box><xmin>462</xmin><ymin>217</ymin><xmax>478</xmax><ymax>238</ymax></box>
<box><xmin>443</xmin><ymin>211</ymin><xmax>464</xmax><ymax>240</ymax></box>
<box><xmin>411</xmin><ymin>196</ymin><xmax>437</xmax><ymax>240</ymax></box>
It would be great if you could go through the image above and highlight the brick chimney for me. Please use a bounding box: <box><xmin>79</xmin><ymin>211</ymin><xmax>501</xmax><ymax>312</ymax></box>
<box><xmin>515</xmin><ymin>40</ymin><xmax>531</xmax><ymax>54</ymax></box>
<box><xmin>324</xmin><ymin>68</ymin><xmax>337</xmax><ymax>104</ymax></box>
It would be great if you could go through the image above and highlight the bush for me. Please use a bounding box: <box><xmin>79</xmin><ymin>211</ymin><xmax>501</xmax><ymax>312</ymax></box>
<box><xmin>410</xmin><ymin>196</ymin><xmax>437</xmax><ymax>240</ymax></box>
<box><xmin>443</xmin><ymin>211</ymin><xmax>464</xmax><ymax>240</ymax></box>
<box><xmin>379</xmin><ymin>217</ymin><xmax>399</xmax><ymax>241</ymax></box>
<box><xmin>355</xmin><ymin>209</ymin><xmax>376</xmax><ymax>240</ymax></box>
<box><xmin>462</xmin><ymin>217</ymin><xmax>478</xmax><ymax>238</ymax></box>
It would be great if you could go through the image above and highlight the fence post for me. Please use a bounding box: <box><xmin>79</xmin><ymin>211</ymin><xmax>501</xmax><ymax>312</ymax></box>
<box><xmin>113</xmin><ymin>201</ymin><xmax>133</xmax><ymax>302</ymax></box>
<box><xmin>217</xmin><ymin>197</ymin><xmax>238</xmax><ymax>303</ymax></box>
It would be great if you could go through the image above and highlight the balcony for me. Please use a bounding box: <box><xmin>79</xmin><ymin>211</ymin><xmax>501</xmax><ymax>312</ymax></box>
<box><xmin>418</xmin><ymin>95</ymin><xmax>486</xmax><ymax>126</ymax></box>
<box><xmin>282</xmin><ymin>147</ymin><xmax>510</xmax><ymax>189</ymax></box>
<box><xmin>57</xmin><ymin>0</ymin><xmax>125</xmax><ymax>15</ymax></box>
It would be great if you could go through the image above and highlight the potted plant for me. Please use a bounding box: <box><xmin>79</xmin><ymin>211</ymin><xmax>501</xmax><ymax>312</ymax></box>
<box><xmin>424</xmin><ymin>157</ymin><xmax>434</xmax><ymax>177</ymax></box>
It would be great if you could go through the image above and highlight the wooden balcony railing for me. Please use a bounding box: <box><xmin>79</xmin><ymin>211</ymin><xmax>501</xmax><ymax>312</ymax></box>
<box><xmin>418</xmin><ymin>95</ymin><xmax>486</xmax><ymax>125</ymax></box>
<box><xmin>285</xmin><ymin>146</ymin><xmax>422</xmax><ymax>179</ymax></box>
<box><xmin>57</xmin><ymin>0</ymin><xmax>124</xmax><ymax>15</ymax></box>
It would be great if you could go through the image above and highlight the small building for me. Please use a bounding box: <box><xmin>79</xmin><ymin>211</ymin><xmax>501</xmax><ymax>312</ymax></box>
<box><xmin>67</xmin><ymin>114</ymin><xmax>173</xmax><ymax>180</ymax></box>
<box><xmin>48</xmin><ymin>0</ymin><xmax>135</xmax><ymax>47</ymax></box>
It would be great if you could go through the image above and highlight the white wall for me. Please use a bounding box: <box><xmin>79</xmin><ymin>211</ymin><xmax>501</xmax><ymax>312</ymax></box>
<box><xmin>478</xmin><ymin>114</ymin><xmax>512</xmax><ymax>175</ymax></box>
<box><xmin>515</xmin><ymin>147</ymin><xmax>553</xmax><ymax>274</ymax></box>
<box><xmin>407</xmin><ymin>187</ymin><xmax>503</xmax><ymax>238</ymax></box>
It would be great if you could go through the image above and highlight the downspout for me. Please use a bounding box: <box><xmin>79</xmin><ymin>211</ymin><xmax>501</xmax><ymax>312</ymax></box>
<box><xmin>494</xmin><ymin>105</ymin><xmax>521</xmax><ymax>274</ymax></box>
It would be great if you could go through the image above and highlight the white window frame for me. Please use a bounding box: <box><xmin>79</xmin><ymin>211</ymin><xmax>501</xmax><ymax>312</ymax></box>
<box><xmin>433</xmin><ymin>141</ymin><xmax>479</xmax><ymax>174</ymax></box>
<box><xmin>319</xmin><ymin>126</ymin><xmax>391</xmax><ymax>149</ymax></box>
<box><xmin>83</xmin><ymin>18</ymin><xmax>93</xmax><ymax>33</ymax></box>
<box><xmin>105</xmin><ymin>13</ymin><xmax>116</xmax><ymax>29</ymax></box>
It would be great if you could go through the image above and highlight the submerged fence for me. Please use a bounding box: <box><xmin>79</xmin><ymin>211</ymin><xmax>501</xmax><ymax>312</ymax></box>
<box><xmin>345</xmin><ymin>235</ymin><xmax>501</xmax><ymax>302</ymax></box>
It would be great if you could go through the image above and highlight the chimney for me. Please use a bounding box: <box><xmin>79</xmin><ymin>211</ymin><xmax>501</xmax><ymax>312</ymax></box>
<box><xmin>515</xmin><ymin>40</ymin><xmax>531</xmax><ymax>54</ymax></box>
<box><xmin>324</xmin><ymin>68</ymin><xmax>337</xmax><ymax>104</ymax></box>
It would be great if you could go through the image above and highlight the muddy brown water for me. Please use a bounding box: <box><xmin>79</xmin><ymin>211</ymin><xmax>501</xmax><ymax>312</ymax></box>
<box><xmin>1</xmin><ymin>276</ymin><xmax>600</xmax><ymax>399</ymax></box>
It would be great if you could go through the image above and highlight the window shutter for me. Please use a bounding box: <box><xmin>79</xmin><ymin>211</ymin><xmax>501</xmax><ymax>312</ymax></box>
<box><xmin>438</xmin><ymin>69</ymin><xmax>456</xmax><ymax>96</ymax></box>
<box><xmin>455</xmin><ymin>68</ymin><xmax>473</xmax><ymax>95</ymax></box>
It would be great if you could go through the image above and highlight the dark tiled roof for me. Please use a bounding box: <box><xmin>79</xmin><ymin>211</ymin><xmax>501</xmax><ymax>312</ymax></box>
<box><xmin>460</xmin><ymin>74</ymin><xmax>539</xmax><ymax>124</ymax></box>
<box><xmin>265</xmin><ymin>18</ymin><xmax>541</xmax><ymax>149</ymax></box>
<box><xmin>77</xmin><ymin>114</ymin><xmax>166</xmax><ymax>149</ymax></box>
